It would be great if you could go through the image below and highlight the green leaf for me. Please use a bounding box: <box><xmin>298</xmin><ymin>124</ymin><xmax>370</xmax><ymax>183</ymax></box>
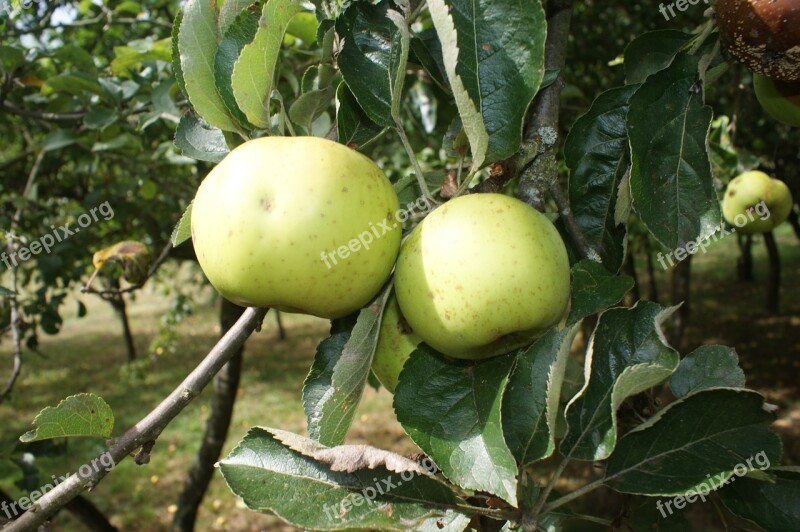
<box><xmin>567</xmin><ymin>259</ymin><xmax>633</xmax><ymax>326</ymax></box>
<box><xmin>174</xmin><ymin>113</ymin><xmax>230</xmax><ymax>163</ymax></box>
<box><xmin>627</xmin><ymin>50</ymin><xmax>721</xmax><ymax>250</ymax></box>
<box><xmin>627</xmin><ymin>498</ymin><xmax>690</xmax><ymax>531</ymax></box>
<box><xmin>171</xmin><ymin>202</ymin><xmax>193</xmax><ymax>247</ymax></box>
<box><xmin>289</xmin><ymin>87</ymin><xmax>334</xmax><ymax>132</ymax></box>
<box><xmin>83</xmin><ymin>108</ymin><xmax>117</xmax><ymax>130</ymax></box>
<box><xmin>719</xmin><ymin>468</ymin><xmax>800</xmax><ymax>532</ymax></box>
<box><xmin>560</xmin><ymin>302</ymin><xmax>680</xmax><ymax>461</ymax></box>
<box><xmin>215</xmin><ymin>4</ymin><xmax>260</xmax><ymax>128</ymax></box>
<box><xmin>502</xmin><ymin>324</ymin><xmax>580</xmax><ymax>466</ymax></box>
<box><xmin>563</xmin><ymin>85</ymin><xmax>638</xmax><ymax>272</ymax></box>
<box><xmin>410</xmin><ymin>28</ymin><xmax>448</xmax><ymax>91</ymax></box>
<box><xmin>231</xmin><ymin>0</ymin><xmax>304</xmax><ymax>129</ymax></box>
<box><xmin>303</xmin><ymin>286</ymin><xmax>391</xmax><ymax>446</ymax></box>
<box><xmin>0</xmin><ymin>286</ymin><xmax>15</xmax><ymax>296</ymax></box>
<box><xmin>668</xmin><ymin>345</ymin><xmax>746</xmax><ymax>398</ymax></box>
<box><xmin>20</xmin><ymin>393</ymin><xmax>114</xmax><ymax>442</ymax></box>
<box><xmin>111</xmin><ymin>45</ymin><xmax>171</xmax><ymax>77</ymax></box>
<box><xmin>394</xmin><ymin>346</ymin><xmax>518</xmax><ymax>505</ymax></box>
<box><xmin>178</xmin><ymin>0</ymin><xmax>237</xmax><ymax>131</ymax></box>
<box><xmin>624</xmin><ymin>30</ymin><xmax>692</xmax><ymax>84</ymax></box>
<box><xmin>0</xmin><ymin>45</ymin><xmax>25</xmax><ymax>72</ymax></box>
<box><xmin>336</xmin><ymin>82</ymin><xmax>386</xmax><ymax>150</ymax></box>
<box><xmin>44</xmin><ymin>72</ymin><xmax>110</xmax><ymax>102</ymax></box>
<box><xmin>335</xmin><ymin>1</ymin><xmax>405</xmax><ymax>128</ymax></box>
<box><xmin>427</xmin><ymin>0</ymin><xmax>546</xmax><ymax>166</ymax></box>
<box><xmin>604</xmin><ymin>389</ymin><xmax>782</xmax><ymax>496</ymax></box>
<box><xmin>43</xmin><ymin>129</ymin><xmax>78</xmax><ymax>152</ymax></box>
<box><xmin>218</xmin><ymin>0</ymin><xmax>256</xmax><ymax>35</ymax></box>
<box><xmin>171</xmin><ymin>11</ymin><xmax>187</xmax><ymax>100</ymax></box>
<box><xmin>219</xmin><ymin>427</ymin><xmax>467</xmax><ymax>530</ymax></box>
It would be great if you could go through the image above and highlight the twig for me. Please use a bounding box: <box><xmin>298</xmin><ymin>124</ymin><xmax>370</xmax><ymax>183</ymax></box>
<box><xmin>550</xmin><ymin>181</ymin><xmax>591</xmax><ymax>260</ymax></box>
<box><xmin>0</xmin><ymin>238</ymin><xmax>23</xmax><ymax>403</ymax></box>
<box><xmin>3</xmin><ymin>306</ymin><xmax>269</xmax><ymax>531</ymax></box>
<box><xmin>1</xmin><ymin>102</ymin><xmax>86</xmax><ymax>122</ymax></box>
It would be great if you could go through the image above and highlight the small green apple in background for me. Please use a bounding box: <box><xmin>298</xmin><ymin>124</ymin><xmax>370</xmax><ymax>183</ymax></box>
<box><xmin>395</xmin><ymin>193</ymin><xmax>571</xmax><ymax>359</ymax></box>
<box><xmin>754</xmin><ymin>74</ymin><xmax>800</xmax><ymax>127</ymax></box>
<box><xmin>371</xmin><ymin>294</ymin><xmax>421</xmax><ymax>393</ymax></box>
<box><xmin>722</xmin><ymin>171</ymin><xmax>794</xmax><ymax>234</ymax></box>
<box><xmin>191</xmin><ymin>136</ymin><xmax>401</xmax><ymax>319</ymax></box>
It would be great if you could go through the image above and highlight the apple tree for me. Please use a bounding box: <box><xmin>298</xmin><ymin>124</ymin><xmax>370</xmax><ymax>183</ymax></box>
<box><xmin>4</xmin><ymin>0</ymin><xmax>799</xmax><ymax>531</ymax></box>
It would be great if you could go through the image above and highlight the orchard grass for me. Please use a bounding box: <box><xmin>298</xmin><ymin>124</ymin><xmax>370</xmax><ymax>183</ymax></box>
<box><xmin>0</xmin><ymin>225</ymin><xmax>798</xmax><ymax>530</ymax></box>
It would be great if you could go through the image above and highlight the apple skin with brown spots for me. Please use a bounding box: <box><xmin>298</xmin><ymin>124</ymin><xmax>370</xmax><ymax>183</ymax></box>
<box><xmin>191</xmin><ymin>136</ymin><xmax>401</xmax><ymax>319</ymax></box>
<box><xmin>394</xmin><ymin>193</ymin><xmax>570</xmax><ymax>360</ymax></box>
<box><xmin>371</xmin><ymin>294</ymin><xmax>421</xmax><ymax>393</ymax></box>
<box><xmin>722</xmin><ymin>171</ymin><xmax>793</xmax><ymax>234</ymax></box>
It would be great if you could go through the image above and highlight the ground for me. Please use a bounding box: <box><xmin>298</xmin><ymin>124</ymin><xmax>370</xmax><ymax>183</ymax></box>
<box><xmin>0</xmin><ymin>225</ymin><xmax>797</xmax><ymax>531</ymax></box>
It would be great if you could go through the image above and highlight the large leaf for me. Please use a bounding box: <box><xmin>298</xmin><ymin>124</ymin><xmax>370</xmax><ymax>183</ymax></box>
<box><xmin>219</xmin><ymin>427</ymin><xmax>468</xmax><ymax>530</ymax></box>
<box><xmin>231</xmin><ymin>0</ymin><xmax>304</xmax><ymax>129</ymax></box>
<box><xmin>410</xmin><ymin>28</ymin><xmax>448</xmax><ymax>91</ymax></box>
<box><xmin>719</xmin><ymin>468</ymin><xmax>800</xmax><ymax>532</ymax></box>
<box><xmin>427</xmin><ymin>0</ymin><xmax>546</xmax><ymax>167</ymax></box>
<box><xmin>563</xmin><ymin>85</ymin><xmax>638</xmax><ymax>272</ymax></box>
<box><xmin>178</xmin><ymin>0</ymin><xmax>237</xmax><ymax>131</ymax></box>
<box><xmin>20</xmin><ymin>394</ymin><xmax>114</xmax><ymax>442</ymax></box>
<box><xmin>668</xmin><ymin>345</ymin><xmax>745</xmax><ymax>398</ymax></box>
<box><xmin>560</xmin><ymin>302</ymin><xmax>680</xmax><ymax>461</ymax></box>
<box><xmin>303</xmin><ymin>286</ymin><xmax>391</xmax><ymax>446</ymax></box>
<box><xmin>219</xmin><ymin>0</ymin><xmax>256</xmax><ymax>35</ymax></box>
<box><xmin>174</xmin><ymin>113</ymin><xmax>230</xmax><ymax>163</ymax></box>
<box><xmin>604</xmin><ymin>389</ymin><xmax>783</xmax><ymax>496</ymax></box>
<box><xmin>624</xmin><ymin>30</ymin><xmax>692</xmax><ymax>84</ymax></box>
<box><xmin>394</xmin><ymin>346</ymin><xmax>518</xmax><ymax>505</ymax></box>
<box><xmin>335</xmin><ymin>1</ymin><xmax>405</xmax><ymax>127</ymax></box>
<box><xmin>215</xmin><ymin>4</ymin><xmax>260</xmax><ymax>128</ymax></box>
<box><xmin>502</xmin><ymin>324</ymin><xmax>580</xmax><ymax>466</ymax></box>
<box><xmin>567</xmin><ymin>260</ymin><xmax>633</xmax><ymax>326</ymax></box>
<box><xmin>336</xmin><ymin>82</ymin><xmax>386</xmax><ymax>150</ymax></box>
<box><xmin>627</xmin><ymin>50</ymin><xmax>720</xmax><ymax>250</ymax></box>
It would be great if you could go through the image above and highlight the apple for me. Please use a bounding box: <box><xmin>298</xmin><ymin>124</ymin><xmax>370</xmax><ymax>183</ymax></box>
<box><xmin>394</xmin><ymin>193</ymin><xmax>570</xmax><ymax>359</ymax></box>
<box><xmin>286</xmin><ymin>12</ymin><xmax>319</xmax><ymax>46</ymax></box>
<box><xmin>722</xmin><ymin>171</ymin><xmax>794</xmax><ymax>234</ymax></box>
<box><xmin>754</xmin><ymin>74</ymin><xmax>800</xmax><ymax>127</ymax></box>
<box><xmin>717</xmin><ymin>0</ymin><xmax>800</xmax><ymax>82</ymax></box>
<box><xmin>191</xmin><ymin>136</ymin><xmax>401</xmax><ymax>319</ymax></box>
<box><xmin>371</xmin><ymin>294</ymin><xmax>421</xmax><ymax>393</ymax></box>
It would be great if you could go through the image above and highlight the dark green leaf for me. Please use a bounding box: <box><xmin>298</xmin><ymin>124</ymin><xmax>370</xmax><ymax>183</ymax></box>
<box><xmin>560</xmin><ymin>302</ymin><xmax>680</xmax><ymax>461</ymax></box>
<box><xmin>567</xmin><ymin>259</ymin><xmax>633</xmax><ymax>326</ymax></box>
<box><xmin>719</xmin><ymin>468</ymin><xmax>800</xmax><ymax>532</ymax></box>
<box><xmin>624</xmin><ymin>30</ymin><xmax>692</xmax><ymax>84</ymax></box>
<box><xmin>171</xmin><ymin>11</ymin><xmax>187</xmax><ymax>100</ymax></box>
<box><xmin>0</xmin><ymin>286</ymin><xmax>15</xmax><ymax>296</ymax></box>
<box><xmin>174</xmin><ymin>113</ymin><xmax>230</xmax><ymax>163</ymax></box>
<box><xmin>627</xmin><ymin>51</ymin><xmax>721</xmax><ymax>250</ymax></box>
<box><xmin>289</xmin><ymin>87</ymin><xmax>334</xmax><ymax>131</ymax></box>
<box><xmin>628</xmin><ymin>498</ymin><xmax>690</xmax><ymax>531</ymax></box>
<box><xmin>336</xmin><ymin>82</ymin><xmax>386</xmax><ymax>150</ymax></box>
<box><xmin>83</xmin><ymin>108</ymin><xmax>117</xmax><ymax>130</ymax></box>
<box><xmin>410</xmin><ymin>28</ymin><xmax>448</xmax><ymax>91</ymax></box>
<box><xmin>336</xmin><ymin>1</ymin><xmax>405</xmax><ymax>127</ymax></box>
<box><xmin>502</xmin><ymin>324</ymin><xmax>580</xmax><ymax>466</ymax></box>
<box><xmin>20</xmin><ymin>394</ymin><xmax>114</xmax><ymax>442</ymax></box>
<box><xmin>219</xmin><ymin>427</ymin><xmax>467</xmax><ymax>530</ymax></box>
<box><xmin>563</xmin><ymin>85</ymin><xmax>638</xmax><ymax>272</ymax></box>
<box><xmin>668</xmin><ymin>345</ymin><xmax>746</xmax><ymax>398</ymax></box>
<box><xmin>427</xmin><ymin>0</ymin><xmax>546</xmax><ymax>166</ymax></box>
<box><xmin>395</xmin><ymin>346</ymin><xmax>518</xmax><ymax>505</ymax></box>
<box><xmin>214</xmin><ymin>4</ymin><xmax>260</xmax><ymax>129</ymax></box>
<box><xmin>604</xmin><ymin>389</ymin><xmax>782</xmax><ymax>496</ymax></box>
<box><xmin>43</xmin><ymin>130</ymin><xmax>78</xmax><ymax>152</ymax></box>
<box><xmin>303</xmin><ymin>286</ymin><xmax>391</xmax><ymax>446</ymax></box>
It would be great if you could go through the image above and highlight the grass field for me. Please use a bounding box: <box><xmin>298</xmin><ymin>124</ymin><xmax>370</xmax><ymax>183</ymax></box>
<box><xmin>0</xmin><ymin>225</ymin><xmax>798</xmax><ymax>531</ymax></box>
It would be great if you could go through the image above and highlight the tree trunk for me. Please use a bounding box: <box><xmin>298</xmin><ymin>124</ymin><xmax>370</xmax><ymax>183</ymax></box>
<box><xmin>275</xmin><ymin>310</ymin><xmax>286</xmax><ymax>340</ymax></box>
<box><xmin>763</xmin><ymin>231</ymin><xmax>781</xmax><ymax>314</ymax></box>
<box><xmin>172</xmin><ymin>299</ymin><xmax>246</xmax><ymax>531</ymax></box>
<box><xmin>787</xmin><ymin>209</ymin><xmax>800</xmax><ymax>240</ymax></box>
<box><xmin>668</xmin><ymin>256</ymin><xmax>692</xmax><ymax>349</ymax></box>
<box><xmin>737</xmin><ymin>233</ymin><xmax>754</xmax><ymax>282</ymax></box>
<box><xmin>108</xmin><ymin>279</ymin><xmax>136</xmax><ymax>362</ymax></box>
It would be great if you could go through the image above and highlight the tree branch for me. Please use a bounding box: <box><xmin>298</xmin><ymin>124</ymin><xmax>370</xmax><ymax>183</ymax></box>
<box><xmin>3</xmin><ymin>307</ymin><xmax>269</xmax><ymax>531</ymax></box>
<box><xmin>1</xmin><ymin>102</ymin><xmax>86</xmax><ymax>123</ymax></box>
<box><xmin>0</xmin><ymin>238</ymin><xmax>23</xmax><ymax>404</ymax></box>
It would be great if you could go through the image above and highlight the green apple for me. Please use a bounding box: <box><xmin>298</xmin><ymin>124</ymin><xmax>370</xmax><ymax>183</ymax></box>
<box><xmin>191</xmin><ymin>136</ymin><xmax>401</xmax><ymax>319</ymax></box>
<box><xmin>722</xmin><ymin>171</ymin><xmax>794</xmax><ymax>234</ymax></box>
<box><xmin>395</xmin><ymin>193</ymin><xmax>571</xmax><ymax>359</ymax></box>
<box><xmin>286</xmin><ymin>12</ymin><xmax>319</xmax><ymax>46</ymax></box>
<box><xmin>371</xmin><ymin>294</ymin><xmax>421</xmax><ymax>393</ymax></box>
<box><xmin>754</xmin><ymin>74</ymin><xmax>800</xmax><ymax>127</ymax></box>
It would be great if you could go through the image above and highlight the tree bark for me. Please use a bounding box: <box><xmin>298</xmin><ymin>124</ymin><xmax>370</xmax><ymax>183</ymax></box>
<box><xmin>172</xmin><ymin>299</ymin><xmax>246</xmax><ymax>531</ymax></box>
<box><xmin>668</xmin><ymin>256</ymin><xmax>692</xmax><ymax>348</ymax></box>
<box><xmin>737</xmin><ymin>233</ymin><xmax>754</xmax><ymax>282</ymax></box>
<box><xmin>763</xmin><ymin>231</ymin><xmax>781</xmax><ymax>314</ymax></box>
<box><xmin>108</xmin><ymin>279</ymin><xmax>136</xmax><ymax>362</ymax></box>
<box><xmin>0</xmin><ymin>488</ymin><xmax>117</xmax><ymax>531</ymax></box>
